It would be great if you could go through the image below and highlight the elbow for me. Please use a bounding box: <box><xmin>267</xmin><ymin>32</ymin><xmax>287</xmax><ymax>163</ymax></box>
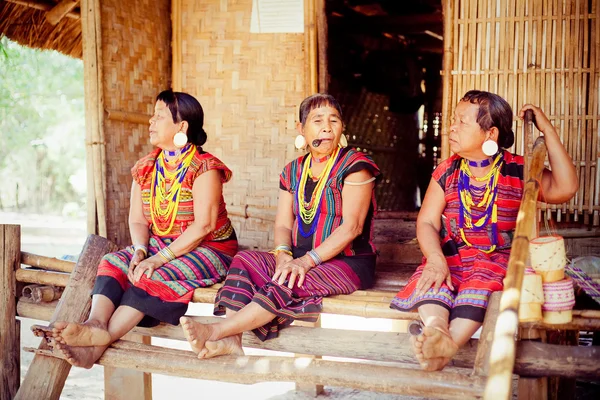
<box><xmin>345</xmin><ymin>222</ymin><xmax>364</xmax><ymax>240</ymax></box>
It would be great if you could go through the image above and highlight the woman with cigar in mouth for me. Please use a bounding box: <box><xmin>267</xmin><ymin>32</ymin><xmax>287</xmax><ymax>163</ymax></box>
<box><xmin>180</xmin><ymin>93</ymin><xmax>382</xmax><ymax>358</ymax></box>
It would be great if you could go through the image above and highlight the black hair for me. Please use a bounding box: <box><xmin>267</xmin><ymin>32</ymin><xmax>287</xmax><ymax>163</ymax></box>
<box><xmin>156</xmin><ymin>89</ymin><xmax>207</xmax><ymax>146</ymax></box>
<box><xmin>298</xmin><ymin>93</ymin><xmax>344</xmax><ymax>126</ymax></box>
<box><xmin>460</xmin><ymin>90</ymin><xmax>515</xmax><ymax>149</ymax></box>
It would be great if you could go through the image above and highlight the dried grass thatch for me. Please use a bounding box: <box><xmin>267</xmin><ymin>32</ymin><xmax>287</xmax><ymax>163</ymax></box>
<box><xmin>0</xmin><ymin>1</ymin><xmax>81</xmax><ymax>58</ymax></box>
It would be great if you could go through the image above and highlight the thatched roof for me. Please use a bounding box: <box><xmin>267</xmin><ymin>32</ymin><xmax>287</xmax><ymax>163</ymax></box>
<box><xmin>0</xmin><ymin>0</ymin><xmax>82</xmax><ymax>58</ymax></box>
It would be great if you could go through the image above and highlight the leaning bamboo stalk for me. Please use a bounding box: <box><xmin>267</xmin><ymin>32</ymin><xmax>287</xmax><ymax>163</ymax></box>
<box><xmin>20</xmin><ymin>252</ymin><xmax>75</xmax><ymax>274</ymax></box>
<box><xmin>484</xmin><ymin>137</ymin><xmax>547</xmax><ymax>400</ymax></box>
<box><xmin>441</xmin><ymin>0</ymin><xmax>455</xmax><ymax>160</ymax></box>
<box><xmin>15</xmin><ymin>269</ymin><xmax>70</xmax><ymax>287</ymax></box>
<box><xmin>45</xmin><ymin>0</ymin><xmax>79</xmax><ymax>26</ymax></box>
<box><xmin>28</xmin><ymin>342</ymin><xmax>487</xmax><ymax>399</ymax></box>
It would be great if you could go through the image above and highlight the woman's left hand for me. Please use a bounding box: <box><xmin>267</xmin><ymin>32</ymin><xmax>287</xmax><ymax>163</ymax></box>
<box><xmin>519</xmin><ymin>104</ymin><xmax>554</xmax><ymax>134</ymax></box>
<box><xmin>272</xmin><ymin>256</ymin><xmax>313</xmax><ymax>289</ymax></box>
<box><xmin>128</xmin><ymin>255</ymin><xmax>164</xmax><ymax>284</ymax></box>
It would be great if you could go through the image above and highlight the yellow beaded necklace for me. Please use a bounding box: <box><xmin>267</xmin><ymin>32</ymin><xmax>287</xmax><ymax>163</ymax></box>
<box><xmin>297</xmin><ymin>147</ymin><xmax>340</xmax><ymax>229</ymax></box>
<box><xmin>150</xmin><ymin>145</ymin><xmax>196</xmax><ymax>235</ymax></box>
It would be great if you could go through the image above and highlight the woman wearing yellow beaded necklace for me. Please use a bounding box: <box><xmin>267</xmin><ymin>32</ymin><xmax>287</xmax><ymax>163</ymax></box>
<box><xmin>179</xmin><ymin>94</ymin><xmax>381</xmax><ymax>358</ymax></box>
<box><xmin>42</xmin><ymin>90</ymin><xmax>238</xmax><ymax>369</ymax></box>
<box><xmin>390</xmin><ymin>90</ymin><xmax>578</xmax><ymax>372</ymax></box>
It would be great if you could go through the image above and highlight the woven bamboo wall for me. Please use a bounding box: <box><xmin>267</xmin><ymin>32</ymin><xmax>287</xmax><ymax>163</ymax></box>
<box><xmin>177</xmin><ymin>0</ymin><xmax>306</xmax><ymax>249</ymax></box>
<box><xmin>444</xmin><ymin>0</ymin><xmax>600</xmax><ymax>225</ymax></box>
<box><xmin>101</xmin><ymin>0</ymin><xmax>172</xmax><ymax>246</ymax></box>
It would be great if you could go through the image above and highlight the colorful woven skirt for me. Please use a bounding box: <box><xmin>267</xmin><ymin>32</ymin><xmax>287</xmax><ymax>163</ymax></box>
<box><xmin>92</xmin><ymin>234</ymin><xmax>237</xmax><ymax>326</ymax></box>
<box><xmin>390</xmin><ymin>247</ymin><xmax>510</xmax><ymax>323</ymax></box>
<box><xmin>214</xmin><ymin>250</ymin><xmax>362</xmax><ymax>341</ymax></box>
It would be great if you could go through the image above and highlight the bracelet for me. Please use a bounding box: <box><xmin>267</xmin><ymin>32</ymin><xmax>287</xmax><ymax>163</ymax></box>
<box><xmin>132</xmin><ymin>245</ymin><xmax>148</xmax><ymax>257</ymax></box>
<box><xmin>158</xmin><ymin>247</ymin><xmax>176</xmax><ymax>263</ymax></box>
<box><xmin>306</xmin><ymin>249</ymin><xmax>322</xmax><ymax>266</ymax></box>
<box><xmin>269</xmin><ymin>244</ymin><xmax>293</xmax><ymax>257</ymax></box>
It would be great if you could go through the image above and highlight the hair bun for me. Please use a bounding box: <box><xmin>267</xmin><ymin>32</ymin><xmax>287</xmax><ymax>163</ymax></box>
<box><xmin>503</xmin><ymin>130</ymin><xmax>515</xmax><ymax>149</ymax></box>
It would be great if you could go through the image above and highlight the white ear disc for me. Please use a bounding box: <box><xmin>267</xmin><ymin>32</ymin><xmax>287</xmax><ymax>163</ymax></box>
<box><xmin>173</xmin><ymin>131</ymin><xmax>188</xmax><ymax>148</ymax></box>
<box><xmin>482</xmin><ymin>140</ymin><xmax>499</xmax><ymax>156</ymax></box>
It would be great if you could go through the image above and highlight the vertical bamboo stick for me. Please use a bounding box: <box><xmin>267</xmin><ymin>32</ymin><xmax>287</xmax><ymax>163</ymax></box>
<box><xmin>0</xmin><ymin>225</ymin><xmax>20</xmax><ymax>400</ymax></box>
<box><xmin>304</xmin><ymin>0</ymin><xmax>317</xmax><ymax>96</ymax></box>
<box><xmin>316</xmin><ymin>0</ymin><xmax>328</xmax><ymax>93</ymax></box>
<box><xmin>171</xmin><ymin>0</ymin><xmax>182</xmax><ymax>91</ymax></box>
<box><xmin>81</xmin><ymin>0</ymin><xmax>107</xmax><ymax>237</ymax></box>
<box><xmin>592</xmin><ymin>0</ymin><xmax>600</xmax><ymax>225</ymax></box>
<box><xmin>441</xmin><ymin>0</ymin><xmax>455</xmax><ymax>160</ymax></box>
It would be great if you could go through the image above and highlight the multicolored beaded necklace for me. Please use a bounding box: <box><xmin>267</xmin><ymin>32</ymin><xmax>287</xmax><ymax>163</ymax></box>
<box><xmin>296</xmin><ymin>147</ymin><xmax>341</xmax><ymax>237</ymax></box>
<box><xmin>457</xmin><ymin>152</ymin><xmax>504</xmax><ymax>253</ymax></box>
<box><xmin>150</xmin><ymin>144</ymin><xmax>196</xmax><ymax>235</ymax></box>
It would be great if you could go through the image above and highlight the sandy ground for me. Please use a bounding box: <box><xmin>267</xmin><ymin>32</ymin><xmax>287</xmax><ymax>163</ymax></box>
<box><xmin>7</xmin><ymin>211</ymin><xmax>430</xmax><ymax>400</ymax></box>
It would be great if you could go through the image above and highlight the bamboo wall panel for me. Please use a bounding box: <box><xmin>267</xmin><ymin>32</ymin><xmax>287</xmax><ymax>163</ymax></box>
<box><xmin>446</xmin><ymin>0</ymin><xmax>600</xmax><ymax>225</ymax></box>
<box><xmin>101</xmin><ymin>0</ymin><xmax>172</xmax><ymax>246</ymax></box>
<box><xmin>178</xmin><ymin>0</ymin><xmax>306</xmax><ymax>249</ymax></box>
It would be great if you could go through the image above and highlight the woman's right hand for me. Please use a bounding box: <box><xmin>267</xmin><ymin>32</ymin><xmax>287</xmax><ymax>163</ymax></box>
<box><xmin>128</xmin><ymin>249</ymin><xmax>147</xmax><ymax>272</ymax></box>
<box><xmin>415</xmin><ymin>253</ymin><xmax>454</xmax><ymax>296</ymax></box>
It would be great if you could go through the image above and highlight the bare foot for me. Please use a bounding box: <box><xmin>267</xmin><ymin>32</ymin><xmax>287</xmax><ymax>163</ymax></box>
<box><xmin>420</xmin><ymin>357</ymin><xmax>452</xmax><ymax>371</ymax></box>
<box><xmin>198</xmin><ymin>335</ymin><xmax>244</xmax><ymax>359</ymax></box>
<box><xmin>417</xmin><ymin>326</ymin><xmax>458</xmax><ymax>360</ymax></box>
<box><xmin>51</xmin><ymin>319</ymin><xmax>111</xmax><ymax>347</ymax></box>
<box><xmin>31</xmin><ymin>324</ymin><xmax>53</xmax><ymax>340</ymax></box>
<box><xmin>180</xmin><ymin>316</ymin><xmax>216</xmax><ymax>355</ymax></box>
<box><xmin>410</xmin><ymin>334</ymin><xmax>429</xmax><ymax>370</ymax></box>
<box><xmin>52</xmin><ymin>342</ymin><xmax>106</xmax><ymax>369</ymax></box>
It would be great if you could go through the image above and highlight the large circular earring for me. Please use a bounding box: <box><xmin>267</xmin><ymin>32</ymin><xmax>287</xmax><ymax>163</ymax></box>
<box><xmin>339</xmin><ymin>134</ymin><xmax>348</xmax><ymax>148</ymax></box>
<box><xmin>173</xmin><ymin>131</ymin><xmax>188</xmax><ymax>148</ymax></box>
<box><xmin>482</xmin><ymin>139</ymin><xmax>499</xmax><ymax>156</ymax></box>
<box><xmin>294</xmin><ymin>135</ymin><xmax>307</xmax><ymax>150</ymax></box>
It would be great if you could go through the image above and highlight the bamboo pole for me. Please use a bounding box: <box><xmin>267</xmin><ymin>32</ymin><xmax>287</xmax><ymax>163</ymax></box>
<box><xmin>1</xmin><ymin>225</ymin><xmax>20</xmax><ymax>400</ymax></box>
<box><xmin>81</xmin><ymin>0</ymin><xmax>107</xmax><ymax>237</ymax></box>
<box><xmin>15</xmin><ymin>269</ymin><xmax>70</xmax><ymax>287</ymax></box>
<box><xmin>15</xmin><ymin>235</ymin><xmax>117</xmax><ymax>400</ymax></box>
<box><xmin>441</xmin><ymin>0</ymin><xmax>455</xmax><ymax>160</ymax></box>
<box><xmin>304</xmin><ymin>0</ymin><xmax>318</xmax><ymax>96</ymax></box>
<box><xmin>316</xmin><ymin>0</ymin><xmax>328</xmax><ymax>93</ymax></box>
<box><xmin>45</xmin><ymin>0</ymin><xmax>79</xmax><ymax>26</ymax></box>
<box><xmin>5</xmin><ymin>0</ymin><xmax>80</xmax><ymax>19</ymax></box>
<box><xmin>22</xmin><ymin>285</ymin><xmax>62</xmax><ymax>303</ymax></box>
<box><xmin>171</xmin><ymin>0</ymin><xmax>182</xmax><ymax>91</ymax></box>
<box><xmin>483</xmin><ymin>137</ymin><xmax>548</xmax><ymax>400</ymax></box>
<box><xmin>28</xmin><ymin>341</ymin><xmax>487</xmax><ymax>400</ymax></box>
<box><xmin>20</xmin><ymin>252</ymin><xmax>74</xmax><ymax>273</ymax></box>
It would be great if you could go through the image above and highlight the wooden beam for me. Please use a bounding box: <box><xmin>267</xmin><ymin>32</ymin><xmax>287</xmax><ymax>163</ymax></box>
<box><xmin>104</xmin><ymin>333</ymin><xmax>152</xmax><ymax>400</ymax></box>
<box><xmin>21</xmin><ymin>252</ymin><xmax>74</xmax><ymax>273</ymax></box>
<box><xmin>1</xmin><ymin>225</ymin><xmax>21</xmax><ymax>400</ymax></box>
<box><xmin>45</xmin><ymin>0</ymin><xmax>79</xmax><ymax>25</ymax></box>
<box><xmin>28</xmin><ymin>340</ymin><xmax>487</xmax><ymax>400</ymax></box>
<box><xmin>15</xmin><ymin>235</ymin><xmax>117</xmax><ymax>400</ymax></box>
<box><xmin>5</xmin><ymin>0</ymin><xmax>80</xmax><ymax>19</ymax></box>
<box><xmin>15</xmin><ymin>268</ymin><xmax>70</xmax><ymax>287</ymax></box>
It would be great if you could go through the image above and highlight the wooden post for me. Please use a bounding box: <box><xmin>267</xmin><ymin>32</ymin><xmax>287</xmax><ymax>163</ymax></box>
<box><xmin>0</xmin><ymin>225</ymin><xmax>21</xmax><ymax>400</ymax></box>
<box><xmin>171</xmin><ymin>0</ymin><xmax>182</xmax><ymax>91</ymax></box>
<box><xmin>294</xmin><ymin>318</ymin><xmax>324</xmax><ymax>396</ymax></box>
<box><xmin>472</xmin><ymin>291</ymin><xmax>501</xmax><ymax>376</ymax></box>
<box><xmin>517</xmin><ymin>329</ymin><xmax>547</xmax><ymax>400</ymax></box>
<box><xmin>15</xmin><ymin>235</ymin><xmax>117</xmax><ymax>400</ymax></box>
<box><xmin>483</xmin><ymin>137</ymin><xmax>547</xmax><ymax>400</ymax></box>
<box><xmin>304</xmin><ymin>0</ymin><xmax>318</xmax><ymax>96</ymax></box>
<box><xmin>316</xmin><ymin>0</ymin><xmax>328</xmax><ymax>93</ymax></box>
<box><xmin>440</xmin><ymin>0</ymin><xmax>455</xmax><ymax>161</ymax></box>
<box><xmin>104</xmin><ymin>333</ymin><xmax>152</xmax><ymax>400</ymax></box>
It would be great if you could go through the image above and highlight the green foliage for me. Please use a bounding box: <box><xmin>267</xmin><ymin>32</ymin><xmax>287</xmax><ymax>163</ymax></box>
<box><xmin>0</xmin><ymin>37</ymin><xmax>85</xmax><ymax>213</ymax></box>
